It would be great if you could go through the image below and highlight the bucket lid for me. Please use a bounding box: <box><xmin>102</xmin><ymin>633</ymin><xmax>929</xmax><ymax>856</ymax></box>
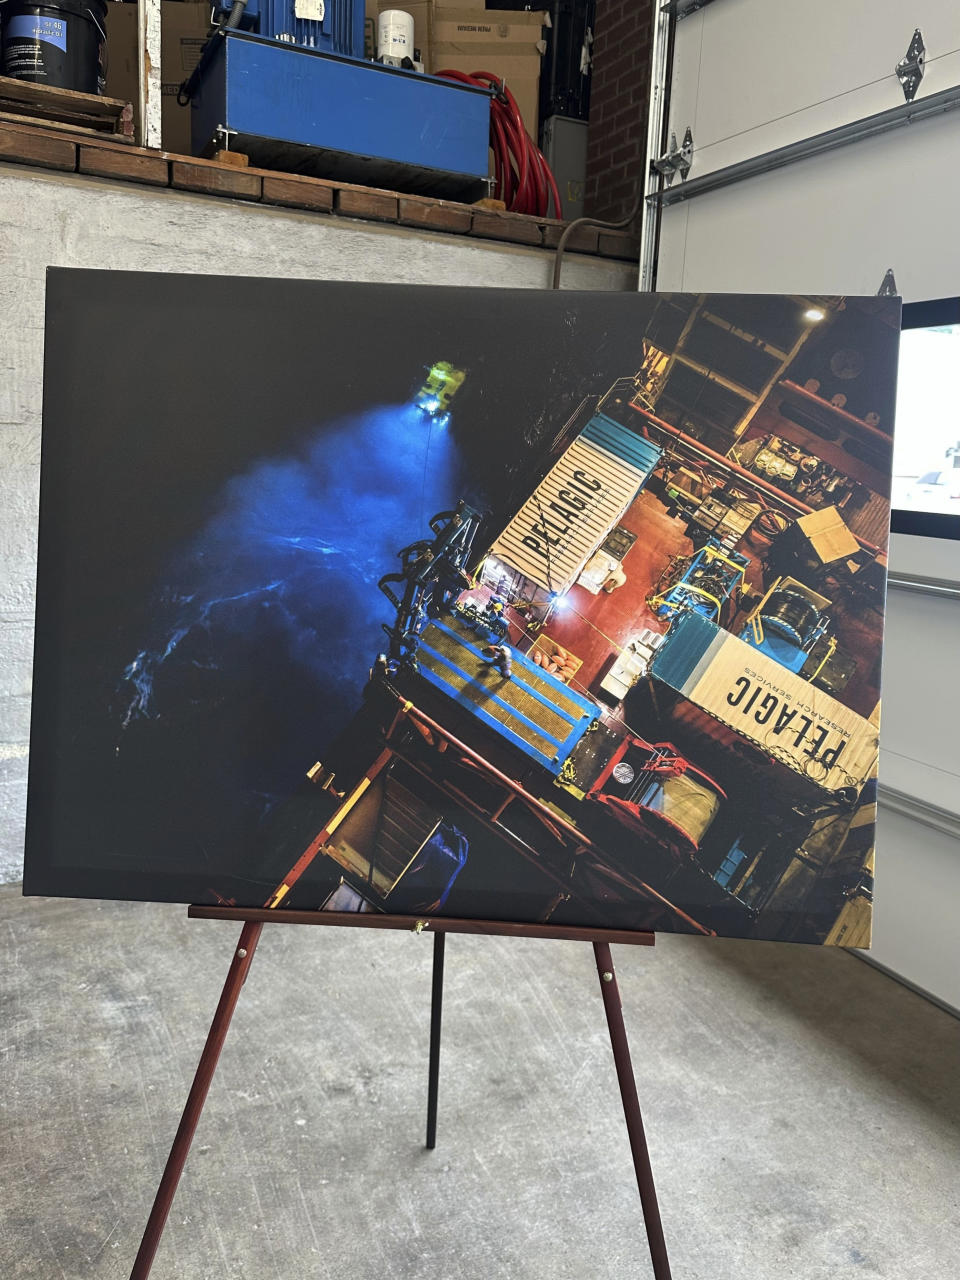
<box><xmin>0</xmin><ymin>0</ymin><xmax>108</xmax><ymax>22</ymax></box>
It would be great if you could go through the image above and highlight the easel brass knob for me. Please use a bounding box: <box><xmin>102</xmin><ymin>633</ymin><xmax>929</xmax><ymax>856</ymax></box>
<box><xmin>237</xmin><ymin>948</ymin><xmax>247</xmax><ymax>959</ymax></box>
<box><xmin>602</xmin><ymin>971</ymin><xmax>613</xmax><ymax>982</ymax></box>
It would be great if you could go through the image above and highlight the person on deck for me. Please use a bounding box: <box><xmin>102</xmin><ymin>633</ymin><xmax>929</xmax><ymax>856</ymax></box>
<box><xmin>483</xmin><ymin>597</ymin><xmax>509</xmax><ymax>640</ymax></box>
<box><xmin>481</xmin><ymin>643</ymin><xmax>512</xmax><ymax>679</ymax></box>
<box><xmin>603</xmin><ymin>565</ymin><xmax>628</xmax><ymax>593</ymax></box>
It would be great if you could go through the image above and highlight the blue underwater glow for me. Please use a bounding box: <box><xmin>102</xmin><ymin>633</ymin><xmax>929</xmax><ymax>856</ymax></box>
<box><xmin>117</xmin><ymin>404</ymin><xmax>460</xmax><ymax>768</ymax></box>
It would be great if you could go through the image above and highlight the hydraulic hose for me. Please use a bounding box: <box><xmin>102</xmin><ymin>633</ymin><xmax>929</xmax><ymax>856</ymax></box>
<box><xmin>435</xmin><ymin>69</ymin><xmax>562</xmax><ymax>218</ymax></box>
<box><xmin>224</xmin><ymin>0</ymin><xmax>247</xmax><ymax>27</ymax></box>
<box><xmin>178</xmin><ymin>0</ymin><xmax>247</xmax><ymax>104</ymax></box>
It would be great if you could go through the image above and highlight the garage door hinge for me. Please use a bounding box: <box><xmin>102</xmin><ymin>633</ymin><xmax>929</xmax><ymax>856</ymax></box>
<box><xmin>877</xmin><ymin>268</ymin><xmax>898</xmax><ymax>297</ymax></box>
<box><xmin>896</xmin><ymin>28</ymin><xmax>925</xmax><ymax>102</ymax></box>
<box><xmin>651</xmin><ymin>127</ymin><xmax>693</xmax><ymax>185</ymax></box>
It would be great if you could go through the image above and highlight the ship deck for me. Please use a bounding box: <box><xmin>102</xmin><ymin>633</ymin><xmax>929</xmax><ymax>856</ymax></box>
<box><xmin>415</xmin><ymin>615</ymin><xmax>598</xmax><ymax>774</ymax></box>
<box><xmin>466</xmin><ymin>487</ymin><xmax>882</xmax><ymax>725</ymax></box>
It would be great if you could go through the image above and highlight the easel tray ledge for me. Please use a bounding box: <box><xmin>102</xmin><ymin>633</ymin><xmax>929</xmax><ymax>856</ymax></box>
<box><xmin>188</xmin><ymin>905</ymin><xmax>656</xmax><ymax>946</ymax></box>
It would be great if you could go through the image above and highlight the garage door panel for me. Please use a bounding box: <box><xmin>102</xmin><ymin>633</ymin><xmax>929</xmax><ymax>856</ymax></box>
<box><xmin>666</xmin><ymin>0</ymin><xmax>960</xmax><ymax>174</ymax></box>
<box><xmin>653</xmin><ymin>0</ymin><xmax>960</xmax><ymax>1013</ymax></box>
<box><xmin>667</xmin><ymin>11</ymin><xmax>707</xmax><ymax>162</ymax></box>
<box><xmin>654</xmin><ymin>200</ymin><xmax>689</xmax><ymax>296</ymax></box>
<box><xmin>680</xmin><ymin>49</ymin><xmax>960</xmax><ymax>177</ymax></box>
<box><xmin>656</xmin><ymin>110</ymin><xmax>960</xmax><ymax>300</ymax></box>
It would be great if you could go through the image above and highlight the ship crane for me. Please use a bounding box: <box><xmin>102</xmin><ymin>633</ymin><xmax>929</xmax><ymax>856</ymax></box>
<box><xmin>378</xmin><ymin>500</ymin><xmax>482</xmax><ymax>666</ymax></box>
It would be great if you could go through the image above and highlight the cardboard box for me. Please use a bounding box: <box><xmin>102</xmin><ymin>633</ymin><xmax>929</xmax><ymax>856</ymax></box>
<box><xmin>434</xmin><ymin>9</ymin><xmax>546</xmax><ymax>138</ymax></box>
<box><xmin>162</xmin><ymin>1</ymin><xmax>209</xmax><ymax>153</ymax></box>
<box><xmin>793</xmin><ymin>505</ymin><xmax>861</xmax><ymax>565</ymax></box>
<box><xmin>431</xmin><ymin>8</ymin><xmax>546</xmax><ymax>47</ymax></box>
<box><xmin>103</xmin><ymin>4</ymin><xmax>139</xmax><ymax>125</ymax></box>
<box><xmin>104</xmin><ymin>1</ymin><xmax>210</xmax><ymax>154</ymax></box>
<box><xmin>378</xmin><ymin>3</ymin><xmax>545</xmax><ymax>138</ymax></box>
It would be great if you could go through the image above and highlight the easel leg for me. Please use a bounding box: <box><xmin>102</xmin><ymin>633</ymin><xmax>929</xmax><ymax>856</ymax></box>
<box><xmin>593</xmin><ymin>941</ymin><xmax>672</xmax><ymax>1280</ymax></box>
<box><xmin>425</xmin><ymin>930</ymin><xmax>445</xmax><ymax>1150</ymax></box>
<box><xmin>130</xmin><ymin>920</ymin><xmax>264</xmax><ymax>1280</ymax></box>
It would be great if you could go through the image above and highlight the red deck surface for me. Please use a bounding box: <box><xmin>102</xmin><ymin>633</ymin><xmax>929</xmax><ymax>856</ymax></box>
<box><xmin>475</xmin><ymin>486</ymin><xmax>883</xmax><ymax>723</ymax></box>
<box><xmin>534</xmin><ymin>490</ymin><xmax>682</xmax><ymax>698</ymax></box>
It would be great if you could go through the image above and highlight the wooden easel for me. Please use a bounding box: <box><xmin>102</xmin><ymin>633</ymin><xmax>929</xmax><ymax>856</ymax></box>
<box><xmin>129</xmin><ymin>908</ymin><xmax>673</xmax><ymax>1279</ymax></box>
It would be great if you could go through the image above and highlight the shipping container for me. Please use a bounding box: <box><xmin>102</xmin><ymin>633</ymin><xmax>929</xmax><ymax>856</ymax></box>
<box><xmin>486</xmin><ymin>412</ymin><xmax>661</xmax><ymax>599</ymax></box>
<box><xmin>648</xmin><ymin>611</ymin><xmax>879</xmax><ymax>797</ymax></box>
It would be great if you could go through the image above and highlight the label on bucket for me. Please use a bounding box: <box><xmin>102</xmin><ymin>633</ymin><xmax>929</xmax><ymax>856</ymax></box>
<box><xmin>7</xmin><ymin>14</ymin><xmax>68</xmax><ymax>51</ymax></box>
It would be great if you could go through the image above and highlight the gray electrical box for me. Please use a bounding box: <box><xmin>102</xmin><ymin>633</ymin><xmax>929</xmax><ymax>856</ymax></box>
<box><xmin>542</xmin><ymin>115</ymin><xmax>588</xmax><ymax>221</ymax></box>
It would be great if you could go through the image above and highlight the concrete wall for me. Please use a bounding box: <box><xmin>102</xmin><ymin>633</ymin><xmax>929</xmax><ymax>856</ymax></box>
<box><xmin>0</xmin><ymin>163</ymin><xmax>636</xmax><ymax>883</ymax></box>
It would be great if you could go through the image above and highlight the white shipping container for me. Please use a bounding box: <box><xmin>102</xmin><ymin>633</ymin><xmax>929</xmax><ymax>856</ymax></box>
<box><xmin>489</xmin><ymin>419</ymin><xmax>659</xmax><ymax>595</ymax></box>
<box><xmin>650</xmin><ymin>613</ymin><xmax>879</xmax><ymax>795</ymax></box>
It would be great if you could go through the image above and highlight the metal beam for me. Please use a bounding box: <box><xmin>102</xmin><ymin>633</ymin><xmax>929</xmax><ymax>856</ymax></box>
<box><xmin>732</xmin><ymin>323</ymin><xmax>816</xmax><ymax>440</ymax></box>
<box><xmin>639</xmin><ymin>0</ymin><xmax>674</xmax><ymax>290</ymax></box>
<box><xmin>669</xmin><ymin>351</ymin><xmax>755</xmax><ymax>403</ymax></box>
<box><xmin>138</xmin><ymin>0</ymin><xmax>162</xmax><ymax>148</ymax></box>
<box><xmin>700</xmin><ymin>309</ymin><xmax>789</xmax><ymax>362</ymax></box>
<box><xmin>886</xmin><ymin>572</ymin><xmax>960</xmax><ymax>601</ymax></box>
<box><xmin>660</xmin><ymin>0</ymin><xmax>722</xmax><ymax>18</ymax></box>
<box><xmin>877</xmin><ymin>784</ymin><xmax>960</xmax><ymax>841</ymax></box>
<box><xmin>650</xmin><ymin>84</ymin><xmax>960</xmax><ymax>208</ymax></box>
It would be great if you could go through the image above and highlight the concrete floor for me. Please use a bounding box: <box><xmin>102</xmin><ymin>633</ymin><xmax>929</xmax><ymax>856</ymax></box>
<box><xmin>2</xmin><ymin>885</ymin><xmax>958</xmax><ymax>1279</ymax></box>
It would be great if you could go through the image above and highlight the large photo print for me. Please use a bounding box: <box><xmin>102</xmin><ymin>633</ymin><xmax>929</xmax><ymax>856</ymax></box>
<box><xmin>25</xmin><ymin>274</ymin><xmax>898</xmax><ymax>943</ymax></box>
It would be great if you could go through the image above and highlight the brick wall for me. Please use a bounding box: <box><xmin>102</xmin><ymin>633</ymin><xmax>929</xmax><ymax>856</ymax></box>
<box><xmin>584</xmin><ymin>0</ymin><xmax>654</xmax><ymax>222</ymax></box>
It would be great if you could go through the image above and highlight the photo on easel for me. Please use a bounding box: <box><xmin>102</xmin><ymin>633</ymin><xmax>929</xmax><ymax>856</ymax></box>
<box><xmin>25</xmin><ymin>273</ymin><xmax>898</xmax><ymax>944</ymax></box>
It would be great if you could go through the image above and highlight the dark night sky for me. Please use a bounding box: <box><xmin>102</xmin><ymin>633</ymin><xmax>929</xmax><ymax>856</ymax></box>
<box><xmin>28</xmin><ymin>270</ymin><xmax>666</xmax><ymax>903</ymax></box>
<box><xmin>40</xmin><ymin>273</ymin><xmax>664</xmax><ymax>614</ymax></box>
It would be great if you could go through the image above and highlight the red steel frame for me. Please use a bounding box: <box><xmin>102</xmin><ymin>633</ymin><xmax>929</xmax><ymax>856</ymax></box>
<box><xmin>264</xmin><ymin>695</ymin><xmax>713</xmax><ymax>937</ymax></box>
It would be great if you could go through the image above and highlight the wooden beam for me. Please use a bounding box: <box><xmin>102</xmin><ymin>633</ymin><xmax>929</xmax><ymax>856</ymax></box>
<box><xmin>188</xmin><ymin>904</ymin><xmax>658</xmax><ymax>946</ymax></box>
<box><xmin>138</xmin><ymin>0</ymin><xmax>162</xmax><ymax>149</ymax></box>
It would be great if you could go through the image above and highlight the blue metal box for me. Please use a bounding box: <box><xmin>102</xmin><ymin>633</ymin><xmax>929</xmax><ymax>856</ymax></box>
<box><xmin>210</xmin><ymin>0</ymin><xmax>365</xmax><ymax>56</ymax></box>
<box><xmin>190</xmin><ymin>31</ymin><xmax>493</xmax><ymax>200</ymax></box>
<box><xmin>415</xmin><ymin>618</ymin><xmax>599</xmax><ymax>776</ymax></box>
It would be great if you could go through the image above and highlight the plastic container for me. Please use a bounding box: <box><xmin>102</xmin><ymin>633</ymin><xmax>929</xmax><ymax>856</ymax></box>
<box><xmin>377</xmin><ymin>9</ymin><xmax>414</xmax><ymax>62</ymax></box>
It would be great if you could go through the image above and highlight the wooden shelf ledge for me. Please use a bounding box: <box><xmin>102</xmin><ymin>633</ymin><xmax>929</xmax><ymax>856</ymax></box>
<box><xmin>0</xmin><ymin>117</ymin><xmax>642</xmax><ymax>262</ymax></box>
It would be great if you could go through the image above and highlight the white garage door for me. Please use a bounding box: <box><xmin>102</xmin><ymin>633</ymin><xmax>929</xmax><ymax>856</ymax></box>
<box><xmin>650</xmin><ymin>0</ymin><xmax>960</xmax><ymax>301</ymax></box>
<box><xmin>642</xmin><ymin>0</ymin><xmax>960</xmax><ymax>1009</ymax></box>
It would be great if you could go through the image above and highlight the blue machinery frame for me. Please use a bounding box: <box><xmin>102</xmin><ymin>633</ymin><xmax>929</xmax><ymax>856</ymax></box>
<box><xmin>190</xmin><ymin>31</ymin><xmax>493</xmax><ymax>199</ymax></box>
<box><xmin>416</xmin><ymin>619</ymin><xmax>598</xmax><ymax>775</ymax></box>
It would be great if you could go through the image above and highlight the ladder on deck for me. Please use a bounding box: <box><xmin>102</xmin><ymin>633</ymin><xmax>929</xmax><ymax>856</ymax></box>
<box><xmin>374</xmin><ymin>778</ymin><xmax>441</xmax><ymax>898</ymax></box>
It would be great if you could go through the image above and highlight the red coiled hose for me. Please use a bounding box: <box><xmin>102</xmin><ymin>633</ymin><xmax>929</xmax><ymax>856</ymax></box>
<box><xmin>434</xmin><ymin>69</ymin><xmax>562</xmax><ymax>218</ymax></box>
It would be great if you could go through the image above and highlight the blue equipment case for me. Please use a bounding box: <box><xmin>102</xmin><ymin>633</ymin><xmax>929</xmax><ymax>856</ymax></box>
<box><xmin>211</xmin><ymin>0</ymin><xmax>365</xmax><ymax>54</ymax></box>
<box><xmin>739</xmin><ymin>626</ymin><xmax>809</xmax><ymax>673</ymax></box>
<box><xmin>190</xmin><ymin>31</ymin><xmax>493</xmax><ymax>200</ymax></box>
<box><xmin>739</xmin><ymin>612</ymin><xmax>828</xmax><ymax>673</ymax></box>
